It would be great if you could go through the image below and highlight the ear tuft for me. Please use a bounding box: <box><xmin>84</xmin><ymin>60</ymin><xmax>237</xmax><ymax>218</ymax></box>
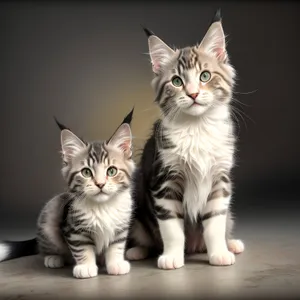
<box><xmin>211</xmin><ymin>8</ymin><xmax>222</xmax><ymax>24</ymax></box>
<box><xmin>141</xmin><ymin>25</ymin><xmax>155</xmax><ymax>38</ymax></box>
<box><xmin>54</xmin><ymin>116</ymin><xmax>69</xmax><ymax>131</ymax></box>
<box><xmin>121</xmin><ymin>106</ymin><xmax>134</xmax><ymax>125</ymax></box>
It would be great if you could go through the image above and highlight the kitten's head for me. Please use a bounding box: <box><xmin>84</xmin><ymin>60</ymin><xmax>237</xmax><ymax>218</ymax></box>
<box><xmin>58</xmin><ymin>109</ymin><xmax>135</xmax><ymax>203</ymax></box>
<box><xmin>145</xmin><ymin>9</ymin><xmax>236</xmax><ymax>119</ymax></box>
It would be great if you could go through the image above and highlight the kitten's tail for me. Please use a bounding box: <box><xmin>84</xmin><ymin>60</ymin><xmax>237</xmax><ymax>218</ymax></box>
<box><xmin>0</xmin><ymin>238</ymin><xmax>38</xmax><ymax>262</ymax></box>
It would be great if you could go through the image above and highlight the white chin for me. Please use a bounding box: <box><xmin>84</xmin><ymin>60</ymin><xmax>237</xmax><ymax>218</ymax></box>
<box><xmin>92</xmin><ymin>193</ymin><xmax>110</xmax><ymax>203</ymax></box>
<box><xmin>184</xmin><ymin>104</ymin><xmax>208</xmax><ymax>116</ymax></box>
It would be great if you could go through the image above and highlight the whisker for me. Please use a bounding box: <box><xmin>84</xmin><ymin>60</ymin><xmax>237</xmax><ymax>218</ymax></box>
<box><xmin>231</xmin><ymin>97</ymin><xmax>251</xmax><ymax>107</ymax></box>
<box><xmin>232</xmin><ymin>105</ymin><xmax>255</xmax><ymax>125</ymax></box>
<box><xmin>233</xmin><ymin>89</ymin><xmax>258</xmax><ymax>95</ymax></box>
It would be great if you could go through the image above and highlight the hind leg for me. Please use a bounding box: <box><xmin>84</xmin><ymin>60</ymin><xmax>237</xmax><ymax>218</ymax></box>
<box><xmin>126</xmin><ymin>220</ymin><xmax>153</xmax><ymax>261</ymax></box>
<box><xmin>44</xmin><ymin>255</ymin><xmax>65</xmax><ymax>268</ymax></box>
<box><xmin>37</xmin><ymin>234</ymin><xmax>68</xmax><ymax>269</ymax></box>
<box><xmin>126</xmin><ymin>246</ymin><xmax>149</xmax><ymax>261</ymax></box>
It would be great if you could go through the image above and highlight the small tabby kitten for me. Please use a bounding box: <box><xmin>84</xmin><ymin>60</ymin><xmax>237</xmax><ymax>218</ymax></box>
<box><xmin>127</xmin><ymin>10</ymin><xmax>245</xmax><ymax>269</ymax></box>
<box><xmin>1</xmin><ymin>110</ymin><xmax>135</xmax><ymax>279</ymax></box>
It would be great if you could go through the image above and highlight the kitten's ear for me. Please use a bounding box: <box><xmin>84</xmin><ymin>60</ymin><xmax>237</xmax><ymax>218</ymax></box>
<box><xmin>143</xmin><ymin>26</ymin><xmax>175</xmax><ymax>74</ymax></box>
<box><xmin>61</xmin><ymin>129</ymin><xmax>86</xmax><ymax>162</ymax></box>
<box><xmin>198</xmin><ymin>9</ymin><xmax>228</xmax><ymax>63</ymax></box>
<box><xmin>107</xmin><ymin>123</ymin><xmax>132</xmax><ymax>158</ymax></box>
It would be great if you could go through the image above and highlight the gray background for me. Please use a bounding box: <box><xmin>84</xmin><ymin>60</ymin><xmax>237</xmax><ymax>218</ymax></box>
<box><xmin>0</xmin><ymin>1</ymin><xmax>299</xmax><ymax>232</ymax></box>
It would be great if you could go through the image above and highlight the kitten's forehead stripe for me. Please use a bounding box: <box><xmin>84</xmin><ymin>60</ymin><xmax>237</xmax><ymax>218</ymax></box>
<box><xmin>177</xmin><ymin>48</ymin><xmax>198</xmax><ymax>73</ymax></box>
<box><xmin>100</xmin><ymin>144</ymin><xmax>109</xmax><ymax>163</ymax></box>
<box><xmin>89</xmin><ymin>146</ymin><xmax>100</xmax><ymax>164</ymax></box>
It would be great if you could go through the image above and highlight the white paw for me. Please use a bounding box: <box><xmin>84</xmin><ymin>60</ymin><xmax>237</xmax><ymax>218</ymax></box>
<box><xmin>106</xmin><ymin>260</ymin><xmax>130</xmax><ymax>275</ymax></box>
<box><xmin>228</xmin><ymin>239</ymin><xmax>245</xmax><ymax>254</ymax></box>
<box><xmin>157</xmin><ymin>254</ymin><xmax>184</xmax><ymax>270</ymax></box>
<box><xmin>44</xmin><ymin>255</ymin><xmax>64</xmax><ymax>269</ymax></box>
<box><xmin>73</xmin><ymin>264</ymin><xmax>98</xmax><ymax>279</ymax></box>
<box><xmin>209</xmin><ymin>250</ymin><xmax>235</xmax><ymax>266</ymax></box>
<box><xmin>125</xmin><ymin>247</ymin><xmax>149</xmax><ymax>261</ymax></box>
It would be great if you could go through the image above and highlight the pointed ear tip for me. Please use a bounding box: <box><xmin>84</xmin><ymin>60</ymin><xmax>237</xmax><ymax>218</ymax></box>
<box><xmin>54</xmin><ymin>116</ymin><xmax>70</xmax><ymax>131</ymax></box>
<box><xmin>141</xmin><ymin>25</ymin><xmax>154</xmax><ymax>38</ymax></box>
<box><xmin>122</xmin><ymin>107</ymin><xmax>135</xmax><ymax>125</ymax></box>
<box><xmin>129</xmin><ymin>106</ymin><xmax>135</xmax><ymax>116</ymax></box>
<box><xmin>212</xmin><ymin>8</ymin><xmax>222</xmax><ymax>24</ymax></box>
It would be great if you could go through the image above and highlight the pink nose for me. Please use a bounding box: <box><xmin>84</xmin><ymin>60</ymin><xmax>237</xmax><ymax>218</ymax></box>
<box><xmin>96</xmin><ymin>183</ymin><xmax>105</xmax><ymax>189</ymax></box>
<box><xmin>188</xmin><ymin>93</ymin><xmax>199</xmax><ymax>100</ymax></box>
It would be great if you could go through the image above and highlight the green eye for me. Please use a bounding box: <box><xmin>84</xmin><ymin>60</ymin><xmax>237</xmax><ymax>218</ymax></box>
<box><xmin>171</xmin><ymin>76</ymin><xmax>183</xmax><ymax>87</ymax></box>
<box><xmin>200</xmin><ymin>71</ymin><xmax>211</xmax><ymax>82</ymax></box>
<box><xmin>81</xmin><ymin>168</ymin><xmax>92</xmax><ymax>178</ymax></box>
<box><xmin>107</xmin><ymin>166</ymin><xmax>118</xmax><ymax>177</ymax></box>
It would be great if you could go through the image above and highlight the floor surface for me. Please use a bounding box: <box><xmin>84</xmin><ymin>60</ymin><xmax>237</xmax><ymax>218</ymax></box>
<box><xmin>0</xmin><ymin>210</ymin><xmax>300</xmax><ymax>299</ymax></box>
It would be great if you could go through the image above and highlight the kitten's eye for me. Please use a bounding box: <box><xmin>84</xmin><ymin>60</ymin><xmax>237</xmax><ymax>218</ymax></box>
<box><xmin>171</xmin><ymin>76</ymin><xmax>183</xmax><ymax>87</ymax></box>
<box><xmin>107</xmin><ymin>166</ymin><xmax>118</xmax><ymax>177</ymax></box>
<box><xmin>81</xmin><ymin>168</ymin><xmax>92</xmax><ymax>178</ymax></box>
<box><xmin>200</xmin><ymin>71</ymin><xmax>211</xmax><ymax>82</ymax></box>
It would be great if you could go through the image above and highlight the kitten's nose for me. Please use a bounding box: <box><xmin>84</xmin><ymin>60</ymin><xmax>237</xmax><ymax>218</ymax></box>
<box><xmin>188</xmin><ymin>93</ymin><xmax>199</xmax><ymax>100</ymax></box>
<box><xmin>96</xmin><ymin>183</ymin><xmax>105</xmax><ymax>189</ymax></box>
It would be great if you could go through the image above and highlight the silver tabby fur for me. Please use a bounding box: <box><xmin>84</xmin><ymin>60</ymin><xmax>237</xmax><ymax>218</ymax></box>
<box><xmin>126</xmin><ymin>10</ymin><xmax>245</xmax><ymax>269</ymax></box>
<box><xmin>36</xmin><ymin>117</ymin><xmax>135</xmax><ymax>279</ymax></box>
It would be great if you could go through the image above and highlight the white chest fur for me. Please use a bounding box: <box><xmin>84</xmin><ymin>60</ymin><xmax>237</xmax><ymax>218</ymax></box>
<box><xmin>160</xmin><ymin>110</ymin><xmax>234</xmax><ymax>222</ymax></box>
<box><xmin>73</xmin><ymin>190</ymin><xmax>132</xmax><ymax>254</ymax></box>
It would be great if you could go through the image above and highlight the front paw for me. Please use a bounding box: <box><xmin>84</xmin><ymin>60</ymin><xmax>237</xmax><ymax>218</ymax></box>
<box><xmin>227</xmin><ymin>239</ymin><xmax>245</xmax><ymax>254</ymax></box>
<box><xmin>209</xmin><ymin>250</ymin><xmax>235</xmax><ymax>266</ymax></box>
<box><xmin>73</xmin><ymin>264</ymin><xmax>98</xmax><ymax>279</ymax></box>
<box><xmin>44</xmin><ymin>255</ymin><xmax>64</xmax><ymax>269</ymax></box>
<box><xmin>106</xmin><ymin>260</ymin><xmax>130</xmax><ymax>275</ymax></box>
<box><xmin>157</xmin><ymin>254</ymin><xmax>184</xmax><ymax>270</ymax></box>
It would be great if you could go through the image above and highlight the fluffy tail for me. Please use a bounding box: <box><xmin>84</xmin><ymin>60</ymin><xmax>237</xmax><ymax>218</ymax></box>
<box><xmin>0</xmin><ymin>238</ymin><xmax>38</xmax><ymax>262</ymax></box>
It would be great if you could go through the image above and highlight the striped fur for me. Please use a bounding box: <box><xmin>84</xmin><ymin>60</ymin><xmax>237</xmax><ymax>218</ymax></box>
<box><xmin>0</xmin><ymin>110</ymin><xmax>135</xmax><ymax>279</ymax></box>
<box><xmin>37</xmin><ymin>122</ymin><xmax>135</xmax><ymax>279</ymax></box>
<box><xmin>127</xmin><ymin>11</ymin><xmax>244</xmax><ymax>269</ymax></box>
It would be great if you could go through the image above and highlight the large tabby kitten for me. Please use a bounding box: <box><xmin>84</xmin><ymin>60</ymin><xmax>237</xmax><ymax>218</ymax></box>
<box><xmin>0</xmin><ymin>110</ymin><xmax>135</xmax><ymax>279</ymax></box>
<box><xmin>126</xmin><ymin>10</ymin><xmax>245</xmax><ymax>269</ymax></box>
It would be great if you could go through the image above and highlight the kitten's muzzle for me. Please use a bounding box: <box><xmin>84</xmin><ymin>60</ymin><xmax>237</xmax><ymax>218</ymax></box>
<box><xmin>94</xmin><ymin>181</ymin><xmax>107</xmax><ymax>194</ymax></box>
<box><xmin>188</xmin><ymin>93</ymin><xmax>207</xmax><ymax>106</ymax></box>
<box><xmin>188</xmin><ymin>93</ymin><xmax>199</xmax><ymax>100</ymax></box>
<box><xmin>95</xmin><ymin>183</ymin><xmax>105</xmax><ymax>189</ymax></box>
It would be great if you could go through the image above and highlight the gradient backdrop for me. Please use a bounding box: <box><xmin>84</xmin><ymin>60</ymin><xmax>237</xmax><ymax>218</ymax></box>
<box><xmin>0</xmin><ymin>1</ymin><xmax>299</xmax><ymax>237</ymax></box>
